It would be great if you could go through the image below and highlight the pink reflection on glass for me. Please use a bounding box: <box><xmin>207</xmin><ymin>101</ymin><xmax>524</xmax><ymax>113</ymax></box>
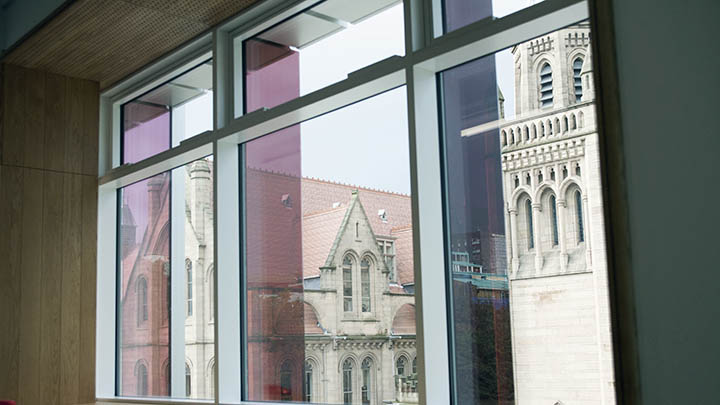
<box><xmin>123</xmin><ymin>103</ymin><xmax>170</xmax><ymax>164</ymax></box>
<box><xmin>244</xmin><ymin>37</ymin><xmax>305</xmax><ymax>403</ymax></box>
<box><xmin>118</xmin><ymin>173</ymin><xmax>171</xmax><ymax>397</ymax></box>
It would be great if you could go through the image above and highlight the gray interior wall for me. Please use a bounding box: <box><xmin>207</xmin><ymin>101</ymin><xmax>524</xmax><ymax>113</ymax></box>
<box><xmin>611</xmin><ymin>0</ymin><xmax>720</xmax><ymax>403</ymax></box>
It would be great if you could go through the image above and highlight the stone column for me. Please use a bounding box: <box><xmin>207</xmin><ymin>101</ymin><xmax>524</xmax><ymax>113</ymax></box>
<box><xmin>509</xmin><ymin>208</ymin><xmax>520</xmax><ymax>276</ymax></box>
<box><xmin>557</xmin><ymin>199</ymin><xmax>568</xmax><ymax>271</ymax></box>
<box><xmin>583</xmin><ymin>195</ymin><xmax>592</xmax><ymax>268</ymax></box>
<box><xmin>532</xmin><ymin>203</ymin><xmax>543</xmax><ymax>275</ymax></box>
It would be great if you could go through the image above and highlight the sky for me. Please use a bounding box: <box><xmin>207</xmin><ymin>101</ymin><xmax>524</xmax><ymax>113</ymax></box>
<box><xmin>175</xmin><ymin>0</ymin><xmax>538</xmax><ymax>195</ymax></box>
<box><xmin>295</xmin><ymin>1</ymin><xmax>535</xmax><ymax>195</ymax></box>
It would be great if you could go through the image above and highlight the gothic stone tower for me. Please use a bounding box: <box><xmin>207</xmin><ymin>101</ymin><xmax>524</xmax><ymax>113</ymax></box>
<box><xmin>497</xmin><ymin>23</ymin><xmax>615</xmax><ymax>404</ymax></box>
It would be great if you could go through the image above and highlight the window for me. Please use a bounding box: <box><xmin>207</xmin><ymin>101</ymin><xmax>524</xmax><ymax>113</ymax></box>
<box><xmin>116</xmin><ymin>157</ymin><xmax>215</xmax><ymax>400</ymax></box>
<box><xmin>343</xmin><ymin>255</ymin><xmax>354</xmax><ymax>312</ymax></box>
<box><xmin>576</xmin><ymin>190</ymin><xmax>585</xmax><ymax>243</ymax></box>
<box><xmin>342</xmin><ymin>359</ymin><xmax>353</xmax><ymax>405</ymax></box>
<box><xmin>540</xmin><ymin>62</ymin><xmax>553</xmax><ymax>108</ymax></box>
<box><xmin>137</xmin><ymin>278</ymin><xmax>148</xmax><ymax>326</ymax></box>
<box><xmin>98</xmin><ymin>2</ymin><xmax>614</xmax><ymax>404</ymax></box>
<box><xmin>121</xmin><ymin>60</ymin><xmax>213</xmax><ymax>165</ymax></box>
<box><xmin>526</xmin><ymin>199</ymin><xmax>535</xmax><ymax>249</ymax></box>
<box><xmin>439</xmin><ymin>20</ymin><xmax>615</xmax><ymax>405</ymax></box>
<box><xmin>361</xmin><ymin>258</ymin><xmax>371</xmax><ymax>312</ymax></box>
<box><xmin>361</xmin><ymin>358</ymin><xmax>372</xmax><ymax>405</ymax></box>
<box><xmin>186</xmin><ymin>259</ymin><xmax>193</xmax><ymax>317</ymax></box>
<box><xmin>377</xmin><ymin>239</ymin><xmax>396</xmax><ymax>281</ymax></box>
<box><xmin>396</xmin><ymin>356</ymin><xmax>407</xmax><ymax>377</ymax></box>
<box><xmin>573</xmin><ymin>57</ymin><xmax>584</xmax><ymax>101</ymax></box>
<box><xmin>550</xmin><ymin>194</ymin><xmax>559</xmax><ymax>246</ymax></box>
<box><xmin>304</xmin><ymin>361</ymin><xmax>313</xmax><ymax>402</ymax></box>
<box><xmin>185</xmin><ymin>363</ymin><xmax>192</xmax><ymax>397</ymax></box>
<box><xmin>280</xmin><ymin>360</ymin><xmax>293</xmax><ymax>401</ymax></box>
<box><xmin>136</xmin><ymin>362</ymin><xmax>148</xmax><ymax>396</ymax></box>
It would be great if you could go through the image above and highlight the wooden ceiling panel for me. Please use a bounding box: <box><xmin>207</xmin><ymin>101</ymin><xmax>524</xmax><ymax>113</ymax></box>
<box><xmin>2</xmin><ymin>0</ymin><xmax>261</xmax><ymax>89</ymax></box>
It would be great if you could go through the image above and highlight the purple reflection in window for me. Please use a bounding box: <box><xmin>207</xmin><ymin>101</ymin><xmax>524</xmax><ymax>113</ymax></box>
<box><xmin>123</xmin><ymin>102</ymin><xmax>170</xmax><ymax>164</ymax></box>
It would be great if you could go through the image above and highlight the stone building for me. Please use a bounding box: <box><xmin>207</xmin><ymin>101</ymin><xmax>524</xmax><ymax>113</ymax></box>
<box><xmin>464</xmin><ymin>22</ymin><xmax>616</xmax><ymax>404</ymax></box>
<box><xmin>119</xmin><ymin>163</ymin><xmax>418</xmax><ymax>404</ymax></box>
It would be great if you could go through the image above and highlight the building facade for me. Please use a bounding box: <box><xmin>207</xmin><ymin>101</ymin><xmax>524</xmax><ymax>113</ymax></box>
<box><xmin>119</xmin><ymin>165</ymin><xmax>418</xmax><ymax>404</ymax></box>
<box><xmin>497</xmin><ymin>23</ymin><xmax>616</xmax><ymax>404</ymax></box>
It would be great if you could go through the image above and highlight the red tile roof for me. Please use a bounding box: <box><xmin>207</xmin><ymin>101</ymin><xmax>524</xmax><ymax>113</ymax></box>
<box><xmin>392</xmin><ymin>303</ymin><xmax>416</xmax><ymax>335</ymax></box>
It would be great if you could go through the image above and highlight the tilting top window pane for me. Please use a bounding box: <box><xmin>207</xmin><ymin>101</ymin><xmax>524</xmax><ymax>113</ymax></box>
<box><xmin>122</xmin><ymin>60</ymin><xmax>213</xmax><ymax>164</ymax></box>
<box><xmin>439</xmin><ymin>21</ymin><xmax>615</xmax><ymax>405</ymax></box>
<box><xmin>443</xmin><ymin>0</ymin><xmax>538</xmax><ymax>33</ymax></box>
<box><xmin>242</xmin><ymin>0</ymin><xmax>404</xmax><ymax>113</ymax></box>
<box><xmin>242</xmin><ymin>87</ymin><xmax>417</xmax><ymax>404</ymax></box>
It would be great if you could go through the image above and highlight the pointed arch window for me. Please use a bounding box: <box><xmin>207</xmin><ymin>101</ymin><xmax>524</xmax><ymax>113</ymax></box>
<box><xmin>550</xmin><ymin>195</ymin><xmax>559</xmax><ymax>246</ymax></box>
<box><xmin>185</xmin><ymin>363</ymin><xmax>192</xmax><ymax>397</ymax></box>
<box><xmin>343</xmin><ymin>255</ymin><xmax>353</xmax><ymax>312</ymax></box>
<box><xmin>526</xmin><ymin>199</ymin><xmax>534</xmax><ymax>249</ymax></box>
<box><xmin>576</xmin><ymin>190</ymin><xmax>585</xmax><ymax>242</ymax></box>
<box><xmin>396</xmin><ymin>355</ymin><xmax>407</xmax><ymax>376</ymax></box>
<box><xmin>343</xmin><ymin>359</ymin><xmax>354</xmax><ymax>404</ymax></box>
<box><xmin>361</xmin><ymin>258</ymin><xmax>371</xmax><ymax>312</ymax></box>
<box><xmin>361</xmin><ymin>357</ymin><xmax>372</xmax><ymax>405</ymax></box>
<box><xmin>304</xmin><ymin>361</ymin><xmax>313</xmax><ymax>402</ymax></box>
<box><xmin>136</xmin><ymin>362</ymin><xmax>148</xmax><ymax>396</ymax></box>
<box><xmin>186</xmin><ymin>259</ymin><xmax>193</xmax><ymax>317</ymax></box>
<box><xmin>573</xmin><ymin>57</ymin><xmax>584</xmax><ymax>101</ymax></box>
<box><xmin>539</xmin><ymin>62</ymin><xmax>553</xmax><ymax>108</ymax></box>
<box><xmin>280</xmin><ymin>360</ymin><xmax>293</xmax><ymax>400</ymax></box>
<box><xmin>137</xmin><ymin>278</ymin><xmax>148</xmax><ymax>326</ymax></box>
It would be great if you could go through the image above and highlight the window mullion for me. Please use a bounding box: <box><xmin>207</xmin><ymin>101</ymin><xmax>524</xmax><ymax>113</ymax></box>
<box><xmin>405</xmin><ymin>64</ymin><xmax>452</xmax><ymax>404</ymax></box>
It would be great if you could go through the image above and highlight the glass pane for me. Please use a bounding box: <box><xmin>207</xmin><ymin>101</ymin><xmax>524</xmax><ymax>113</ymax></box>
<box><xmin>122</xmin><ymin>60</ymin><xmax>213</xmax><ymax>164</ymax></box>
<box><xmin>242</xmin><ymin>0</ymin><xmax>404</xmax><ymax>113</ymax></box>
<box><xmin>439</xmin><ymin>22</ymin><xmax>616</xmax><ymax>404</ymax></box>
<box><xmin>243</xmin><ymin>87</ymin><xmax>417</xmax><ymax>403</ymax></box>
<box><xmin>117</xmin><ymin>156</ymin><xmax>216</xmax><ymax>400</ymax></box>
<box><xmin>442</xmin><ymin>0</ymin><xmax>537</xmax><ymax>34</ymax></box>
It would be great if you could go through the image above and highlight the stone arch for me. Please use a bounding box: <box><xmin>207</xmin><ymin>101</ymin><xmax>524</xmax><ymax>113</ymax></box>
<box><xmin>563</xmin><ymin>115</ymin><xmax>569</xmax><ymax>132</ymax></box>
<box><xmin>510</xmin><ymin>186</ymin><xmax>533</xmax><ymax>210</ymax></box>
<box><xmin>554</xmin><ymin>117</ymin><xmax>561</xmax><ymax>134</ymax></box>
<box><xmin>534</xmin><ymin>182</ymin><xmax>558</xmax><ymax>203</ymax></box>
<box><xmin>546</xmin><ymin>119</ymin><xmax>553</xmax><ymax>135</ymax></box>
<box><xmin>338</xmin><ymin>353</ymin><xmax>359</xmax><ymax>373</ymax></box>
<box><xmin>578</xmin><ymin>110</ymin><xmax>585</xmax><ymax>128</ymax></box>
<box><xmin>532</xmin><ymin>123</ymin><xmax>538</xmax><ymax>139</ymax></box>
<box><xmin>523</xmin><ymin>125</ymin><xmax>530</xmax><ymax>142</ymax></box>
<box><xmin>571</xmin><ymin>113</ymin><xmax>577</xmax><ymax>130</ymax></box>
<box><xmin>562</xmin><ymin>182</ymin><xmax>585</xmax><ymax>246</ymax></box>
<box><xmin>538</xmin><ymin>187</ymin><xmax>559</xmax><ymax>250</ymax></box>
<box><xmin>501</xmin><ymin>130</ymin><xmax>507</xmax><ymax>146</ymax></box>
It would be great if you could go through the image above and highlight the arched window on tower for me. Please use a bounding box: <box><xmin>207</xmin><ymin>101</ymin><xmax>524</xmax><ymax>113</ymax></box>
<box><xmin>185</xmin><ymin>363</ymin><xmax>192</xmax><ymax>397</ymax></box>
<box><xmin>526</xmin><ymin>199</ymin><xmax>534</xmax><ymax>249</ymax></box>
<box><xmin>343</xmin><ymin>255</ymin><xmax>353</xmax><ymax>312</ymax></box>
<box><xmin>550</xmin><ymin>195</ymin><xmax>559</xmax><ymax>246</ymax></box>
<box><xmin>539</xmin><ymin>62</ymin><xmax>553</xmax><ymax>108</ymax></box>
<box><xmin>412</xmin><ymin>357</ymin><xmax>417</xmax><ymax>374</ymax></box>
<box><xmin>280</xmin><ymin>360</ymin><xmax>293</xmax><ymax>400</ymax></box>
<box><xmin>396</xmin><ymin>355</ymin><xmax>407</xmax><ymax>376</ymax></box>
<box><xmin>136</xmin><ymin>362</ymin><xmax>148</xmax><ymax>396</ymax></box>
<box><xmin>361</xmin><ymin>357</ymin><xmax>373</xmax><ymax>405</ymax></box>
<box><xmin>137</xmin><ymin>278</ymin><xmax>148</xmax><ymax>326</ymax></box>
<box><xmin>573</xmin><ymin>57</ymin><xmax>584</xmax><ymax>101</ymax></box>
<box><xmin>576</xmin><ymin>190</ymin><xmax>585</xmax><ymax>243</ymax></box>
<box><xmin>343</xmin><ymin>359</ymin><xmax>354</xmax><ymax>404</ymax></box>
<box><xmin>186</xmin><ymin>259</ymin><xmax>193</xmax><ymax>317</ymax></box>
<box><xmin>361</xmin><ymin>258</ymin><xmax>371</xmax><ymax>312</ymax></box>
<box><xmin>304</xmin><ymin>361</ymin><xmax>313</xmax><ymax>402</ymax></box>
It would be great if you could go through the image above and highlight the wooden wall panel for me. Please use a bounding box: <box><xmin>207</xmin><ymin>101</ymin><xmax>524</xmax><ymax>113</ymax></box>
<box><xmin>0</xmin><ymin>64</ymin><xmax>98</xmax><ymax>405</ymax></box>
<box><xmin>17</xmin><ymin>168</ymin><xmax>44</xmax><ymax>405</ymax></box>
<box><xmin>0</xmin><ymin>165</ymin><xmax>23</xmax><ymax>399</ymax></box>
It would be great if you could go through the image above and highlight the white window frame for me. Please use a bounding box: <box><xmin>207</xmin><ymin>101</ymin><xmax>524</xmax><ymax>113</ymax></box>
<box><xmin>95</xmin><ymin>0</ymin><xmax>591</xmax><ymax>404</ymax></box>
